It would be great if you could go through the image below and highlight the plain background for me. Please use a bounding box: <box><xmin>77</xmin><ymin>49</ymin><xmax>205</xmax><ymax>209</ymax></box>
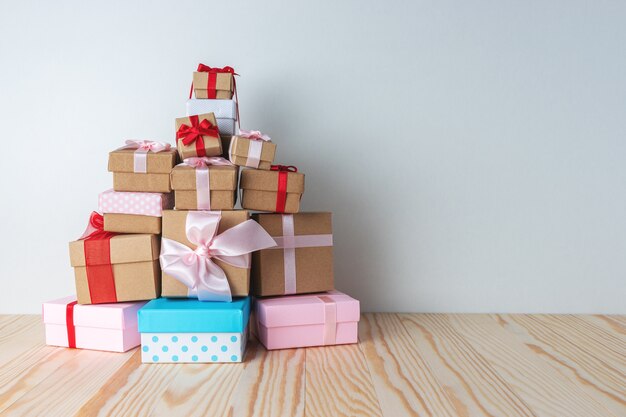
<box><xmin>1</xmin><ymin>1</ymin><xmax>625</xmax><ymax>314</ymax></box>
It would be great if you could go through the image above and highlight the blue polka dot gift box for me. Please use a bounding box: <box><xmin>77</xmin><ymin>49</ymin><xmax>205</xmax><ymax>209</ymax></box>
<box><xmin>137</xmin><ymin>297</ymin><xmax>249</xmax><ymax>363</ymax></box>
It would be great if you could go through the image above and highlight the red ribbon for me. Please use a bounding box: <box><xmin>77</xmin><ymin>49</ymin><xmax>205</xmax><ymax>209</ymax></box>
<box><xmin>176</xmin><ymin>115</ymin><xmax>219</xmax><ymax>157</ymax></box>
<box><xmin>189</xmin><ymin>64</ymin><xmax>241</xmax><ymax>128</ymax></box>
<box><xmin>80</xmin><ymin>212</ymin><xmax>118</xmax><ymax>304</ymax></box>
<box><xmin>271</xmin><ymin>165</ymin><xmax>298</xmax><ymax>213</ymax></box>
<box><xmin>66</xmin><ymin>300</ymin><xmax>78</xmax><ymax>348</ymax></box>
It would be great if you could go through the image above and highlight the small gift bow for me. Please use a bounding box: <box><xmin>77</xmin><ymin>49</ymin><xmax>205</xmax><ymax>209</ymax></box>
<box><xmin>176</xmin><ymin>117</ymin><xmax>219</xmax><ymax>147</ymax></box>
<box><xmin>239</xmin><ymin>129</ymin><xmax>271</xmax><ymax>142</ymax></box>
<box><xmin>182</xmin><ymin>156</ymin><xmax>233</xmax><ymax>168</ymax></box>
<box><xmin>160</xmin><ymin>212</ymin><xmax>276</xmax><ymax>302</ymax></box>
<box><xmin>79</xmin><ymin>212</ymin><xmax>116</xmax><ymax>240</ymax></box>
<box><xmin>123</xmin><ymin>140</ymin><xmax>171</xmax><ymax>153</ymax></box>
<box><xmin>271</xmin><ymin>165</ymin><xmax>298</xmax><ymax>173</ymax></box>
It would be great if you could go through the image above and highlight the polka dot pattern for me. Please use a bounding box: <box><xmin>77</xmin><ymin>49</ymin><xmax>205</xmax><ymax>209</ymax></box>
<box><xmin>140</xmin><ymin>332</ymin><xmax>246</xmax><ymax>363</ymax></box>
<box><xmin>98</xmin><ymin>189</ymin><xmax>173</xmax><ymax>217</ymax></box>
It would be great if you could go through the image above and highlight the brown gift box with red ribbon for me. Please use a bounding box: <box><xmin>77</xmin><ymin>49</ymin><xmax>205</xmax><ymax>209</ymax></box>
<box><xmin>171</xmin><ymin>164</ymin><xmax>239</xmax><ymax>210</ymax></box>
<box><xmin>240</xmin><ymin>166</ymin><xmax>304</xmax><ymax>213</ymax></box>
<box><xmin>192</xmin><ymin>71</ymin><xmax>234</xmax><ymax>99</ymax></box>
<box><xmin>108</xmin><ymin>148</ymin><xmax>178</xmax><ymax>193</ymax></box>
<box><xmin>175</xmin><ymin>113</ymin><xmax>222</xmax><ymax>160</ymax></box>
<box><xmin>69</xmin><ymin>234</ymin><xmax>161</xmax><ymax>305</ymax></box>
<box><xmin>161</xmin><ymin>210</ymin><xmax>252</xmax><ymax>298</ymax></box>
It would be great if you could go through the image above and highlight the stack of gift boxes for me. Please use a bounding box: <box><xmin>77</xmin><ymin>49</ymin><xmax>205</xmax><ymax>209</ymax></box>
<box><xmin>42</xmin><ymin>64</ymin><xmax>360</xmax><ymax>363</ymax></box>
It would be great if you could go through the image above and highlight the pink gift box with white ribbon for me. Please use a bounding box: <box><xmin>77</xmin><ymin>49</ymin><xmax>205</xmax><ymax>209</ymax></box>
<box><xmin>254</xmin><ymin>290</ymin><xmax>360</xmax><ymax>350</ymax></box>
<box><xmin>42</xmin><ymin>296</ymin><xmax>146</xmax><ymax>352</ymax></box>
<box><xmin>98</xmin><ymin>189</ymin><xmax>173</xmax><ymax>217</ymax></box>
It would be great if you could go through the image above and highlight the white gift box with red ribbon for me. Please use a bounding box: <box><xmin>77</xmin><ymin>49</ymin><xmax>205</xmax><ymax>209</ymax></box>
<box><xmin>186</xmin><ymin>99</ymin><xmax>237</xmax><ymax>136</ymax></box>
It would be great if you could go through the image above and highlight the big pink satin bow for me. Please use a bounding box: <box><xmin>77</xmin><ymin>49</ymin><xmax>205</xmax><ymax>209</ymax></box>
<box><xmin>239</xmin><ymin>129</ymin><xmax>271</xmax><ymax>142</ymax></box>
<box><xmin>160</xmin><ymin>212</ymin><xmax>276</xmax><ymax>302</ymax></box>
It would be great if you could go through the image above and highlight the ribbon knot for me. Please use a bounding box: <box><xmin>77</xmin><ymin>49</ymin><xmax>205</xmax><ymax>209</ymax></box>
<box><xmin>124</xmin><ymin>140</ymin><xmax>171</xmax><ymax>153</ymax></box>
<box><xmin>182</xmin><ymin>156</ymin><xmax>233</xmax><ymax>169</ymax></box>
<box><xmin>177</xmin><ymin>117</ymin><xmax>219</xmax><ymax>147</ymax></box>
<box><xmin>160</xmin><ymin>212</ymin><xmax>276</xmax><ymax>302</ymax></box>
<box><xmin>239</xmin><ymin>129</ymin><xmax>271</xmax><ymax>142</ymax></box>
<box><xmin>271</xmin><ymin>165</ymin><xmax>298</xmax><ymax>173</ymax></box>
<box><xmin>196</xmin><ymin>64</ymin><xmax>238</xmax><ymax>76</ymax></box>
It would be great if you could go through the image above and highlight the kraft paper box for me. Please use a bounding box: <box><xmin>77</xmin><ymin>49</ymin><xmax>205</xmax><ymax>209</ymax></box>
<box><xmin>252</xmin><ymin>213</ymin><xmax>334</xmax><ymax>296</ymax></box>
<box><xmin>192</xmin><ymin>71</ymin><xmax>234</xmax><ymax>99</ymax></box>
<box><xmin>43</xmin><ymin>295</ymin><xmax>145</xmax><ymax>352</ymax></box>
<box><xmin>171</xmin><ymin>164</ymin><xmax>238</xmax><ymax>210</ymax></box>
<box><xmin>138</xmin><ymin>297</ymin><xmax>249</xmax><ymax>363</ymax></box>
<box><xmin>240</xmin><ymin>169</ymin><xmax>304</xmax><ymax>213</ymax></box>
<box><xmin>161</xmin><ymin>210</ymin><xmax>252</xmax><ymax>298</ymax></box>
<box><xmin>186</xmin><ymin>99</ymin><xmax>237</xmax><ymax>136</ymax></box>
<box><xmin>229</xmin><ymin>136</ymin><xmax>277</xmax><ymax>170</ymax></box>
<box><xmin>108</xmin><ymin>148</ymin><xmax>177</xmax><ymax>193</ymax></box>
<box><xmin>254</xmin><ymin>290</ymin><xmax>359</xmax><ymax>350</ymax></box>
<box><xmin>99</xmin><ymin>189</ymin><xmax>174</xmax><ymax>234</ymax></box>
<box><xmin>69</xmin><ymin>234</ymin><xmax>161</xmax><ymax>304</ymax></box>
<box><xmin>175</xmin><ymin>113</ymin><xmax>222</xmax><ymax>159</ymax></box>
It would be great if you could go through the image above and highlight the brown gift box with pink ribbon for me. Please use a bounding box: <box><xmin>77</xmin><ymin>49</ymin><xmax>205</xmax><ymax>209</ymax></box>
<box><xmin>171</xmin><ymin>164</ymin><xmax>238</xmax><ymax>210</ymax></box>
<box><xmin>251</xmin><ymin>212</ymin><xmax>334</xmax><ymax>296</ymax></box>
<box><xmin>108</xmin><ymin>147</ymin><xmax>178</xmax><ymax>193</ymax></box>
<box><xmin>240</xmin><ymin>168</ymin><xmax>304</xmax><ymax>214</ymax></box>
<box><xmin>175</xmin><ymin>113</ymin><xmax>222</xmax><ymax>160</ymax></box>
<box><xmin>161</xmin><ymin>210</ymin><xmax>253</xmax><ymax>298</ymax></box>
<box><xmin>229</xmin><ymin>135</ymin><xmax>277</xmax><ymax>170</ymax></box>
<box><xmin>69</xmin><ymin>234</ymin><xmax>161</xmax><ymax>305</ymax></box>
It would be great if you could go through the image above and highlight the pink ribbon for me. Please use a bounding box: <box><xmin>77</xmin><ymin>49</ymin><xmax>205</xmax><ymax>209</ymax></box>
<box><xmin>160</xmin><ymin>211</ymin><xmax>276</xmax><ymax>302</ymax></box>
<box><xmin>271</xmin><ymin>215</ymin><xmax>334</xmax><ymax>294</ymax></box>
<box><xmin>121</xmin><ymin>140</ymin><xmax>171</xmax><ymax>173</ymax></box>
<box><xmin>230</xmin><ymin>129</ymin><xmax>271</xmax><ymax>169</ymax></box>
<box><xmin>179</xmin><ymin>157</ymin><xmax>233</xmax><ymax>210</ymax></box>
<box><xmin>318</xmin><ymin>295</ymin><xmax>337</xmax><ymax>345</ymax></box>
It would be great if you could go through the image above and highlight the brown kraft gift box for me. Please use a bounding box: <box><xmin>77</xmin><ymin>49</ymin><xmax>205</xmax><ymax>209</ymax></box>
<box><xmin>103</xmin><ymin>213</ymin><xmax>162</xmax><ymax>234</ymax></box>
<box><xmin>192</xmin><ymin>71</ymin><xmax>234</xmax><ymax>99</ymax></box>
<box><xmin>252</xmin><ymin>212</ymin><xmax>334</xmax><ymax>296</ymax></box>
<box><xmin>240</xmin><ymin>169</ymin><xmax>304</xmax><ymax>213</ymax></box>
<box><xmin>161</xmin><ymin>210</ymin><xmax>252</xmax><ymax>297</ymax></box>
<box><xmin>175</xmin><ymin>113</ymin><xmax>222</xmax><ymax>160</ymax></box>
<box><xmin>69</xmin><ymin>234</ymin><xmax>161</xmax><ymax>305</ymax></box>
<box><xmin>171</xmin><ymin>164</ymin><xmax>238</xmax><ymax>210</ymax></box>
<box><xmin>108</xmin><ymin>148</ymin><xmax>177</xmax><ymax>193</ymax></box>
<box><xmin>229</xmin><ymin>135</ymin><xmax>277</xmax><ymax>170</ymax></box>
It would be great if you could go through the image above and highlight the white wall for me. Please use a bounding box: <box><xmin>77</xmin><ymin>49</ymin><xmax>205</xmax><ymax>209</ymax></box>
<box><xmin>1</xmin><ymin>0</ymin><xmax>625</xmax><ymax>314</ymax></box>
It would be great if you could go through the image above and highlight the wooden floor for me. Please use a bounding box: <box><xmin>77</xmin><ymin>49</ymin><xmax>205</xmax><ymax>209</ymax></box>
<box><xmin>0</xmin><ymin>314</ymin><xmax>624</xmax><ymax>416</ymax></box>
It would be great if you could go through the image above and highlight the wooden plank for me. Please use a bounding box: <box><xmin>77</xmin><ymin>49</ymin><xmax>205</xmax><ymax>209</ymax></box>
<box><xmin>449</xmin><ymin>314</ymin><xmax>618</xmax><ymax>417</ymax></box>
<box><xmin>0</xmin><ymin>345</ymin><xmax>83</xmax><ymax>413</ymax></box>
<box><xmin>0</xmin><ymin>316</ymin><xmax>44</xmax><ymax>367</ymax></box>
<box><xmin>2</xmin><ymin>347</ymin><xmax>135</xmax><ymax>416</ymax></box>
<box><xmin>399</xmin><ymin>314</ymin><xmax>536</xmax><ymax>417</ymax></box>
<box><xmin>590</xmin><ymin>315</ymin><xmax>626</xmax><ymax>336</ymax></box>
<box><xmin>497</xmin><ymin>314</ymin><xmax>626</xmax><ymax>415</ymax></box>
<box><xmin>228</xmin><ymin>338</ymin><xmax>305</xmax><ymax>417</ymax></box>
<box><xmin>150</xmin><ymin>347</ymin><xmax>245</xmax><ymax>417</ymax></box>
<box><xmin>305</xmin><ymin>343</ymin><xmax>383</xmax><ymax>417</ymax></box>
<box><xmin>359</xmin><ymin>313</ymin><xmax>458</xmax><ymax>417</ymax></box>
<box><xmin>76</xmin><ymin>350</ymin><xmax>181</xmax><ymax>417</ymax></box>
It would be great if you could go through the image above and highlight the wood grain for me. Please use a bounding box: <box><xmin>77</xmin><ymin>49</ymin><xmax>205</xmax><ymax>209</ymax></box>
<box><xmin>399</xmin><ymin>314</ymin><xmax>536</xmax><ymax>417</ymax></box>
<box><xmin>229</xmin><ymin>339</ymin><xmax>305</xmax><ymax>417</ymax></box>
<box><xmin>359</xmin><ymin>313</ymin><xmax>458</xmax><ymax>417</ymax></box>
<box><xmin>0</xmin><ymin>313</ymin><xmax>625</xmax><ymax>417</ymax></box>
<box><xmin>305</xmin><ymin>344</ymin><xmax>382</xmax><ymax>417</ymax></box>
<box><xmin>448</xmin><ymin>314</ymin><xmax>619</xmax><ymax>417</ymax></box>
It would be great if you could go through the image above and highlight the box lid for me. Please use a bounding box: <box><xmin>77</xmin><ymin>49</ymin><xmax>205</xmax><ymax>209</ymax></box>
<box><xmin>186</xmin><ymin>99</ymin><xmax>237</xmax><ymax>119</ymax></box>
<box><xmin>255</xmin><ymin>290</ymin><xmax>359</xmax><ymax>328</ymax></box>
<box><xmin>137</xmin><ymin>297</ymin><xmax>250</xmax><ymax>333</ymax></box>
<box><xmin>69</xmin><ymin>234</ymin><xmax>160</xmax><ymax>267</ymax></box>
<box><xmin>240</xmin><ymin>169</ymin><xmax>305</xmax><ymax>193</ymax></box>
<box><xmin>42</xmin><ymin>295</ymin><xmax>146</xmax><ymax>329</ymax></box>
<box><xmin>108</xmin><ymin>148</ymin><xmax>177</xmax><ymax>174</ymax></box>
<box><xmin>98</xmin><ymin>189</ymin><xmax>174</xmax><ymax>216</ymax></box>
<box><xmin>170</xmin><ymin>165</ymin><xmax>238</xmax><ymax>191</ymax></box>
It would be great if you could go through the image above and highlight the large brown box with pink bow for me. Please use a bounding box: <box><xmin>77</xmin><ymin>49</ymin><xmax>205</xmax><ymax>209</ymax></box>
<box><xmin>160</xmin><ymin>210</ymin><xmax>253</xmax><ymax>298</ymax></box>
<box><xmin>251</xmin><ymin>212</ymin><xmax>334</xmax><ymax>296</ymax></box>
<box><xmin>170</xmin><ymin>164</ymin><xmax>238</xmax><ymax>210</ymax></box>
<box><xmin>108</xmin><ymin>147</ymin><xmax>178</xmax><ymax>193</ymax></box>
<box><xmin>175</xmin><ymin>113</ymin><xmax>222</xmax><ymax>160</ymax></box>
<box><xmin>240</xmin><ymin>168</ymin><xmax>305</xmax><ymax>214</ymax></box>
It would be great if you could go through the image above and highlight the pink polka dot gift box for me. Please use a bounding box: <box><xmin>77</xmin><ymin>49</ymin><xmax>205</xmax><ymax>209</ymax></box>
<box><xmin>98</xmin><ymin>189</ymin><xmax>173</xmax><ymax>234</ymax></box>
